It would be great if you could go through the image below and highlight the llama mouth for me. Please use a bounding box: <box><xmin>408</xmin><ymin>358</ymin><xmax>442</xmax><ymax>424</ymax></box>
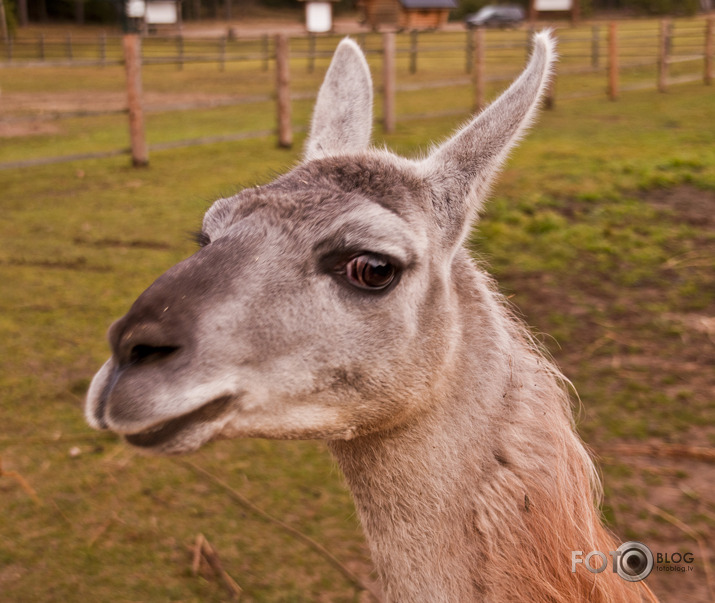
<box><xmin>124</xmin><ymin>396</ymin><xmax>234</xmax><ymax>449</ymax></box>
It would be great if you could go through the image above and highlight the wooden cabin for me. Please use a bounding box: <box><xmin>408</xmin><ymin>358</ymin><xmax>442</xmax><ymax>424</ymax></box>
<box><xmin>360</xmin><ymin>0</ymin><xmax>456</xmax><ymax>31</ymax></box>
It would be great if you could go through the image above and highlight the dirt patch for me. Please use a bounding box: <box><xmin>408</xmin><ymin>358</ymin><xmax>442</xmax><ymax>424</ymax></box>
<box><xmin>644</xmin><ymin>184</ymin><xmax>715</xmax><ymax>228</ymax></box>
<box><xmin>604</xmin><ymin>453</ymin><xmax>715</xmax><ymax>603</ymax></box>
<box><xmin>0</xmin><ymin>563</ymin><xmax>29</xmax><ymax>587</ymax></box>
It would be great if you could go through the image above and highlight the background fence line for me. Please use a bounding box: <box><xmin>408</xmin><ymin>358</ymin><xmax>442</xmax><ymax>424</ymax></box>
<box><xmin>3</xmin><ymin>19</ymin><xmax>713</xmax><ymax>77</ymax></box>
<box><xmin>1</xmin><ymin>17</ymin><xmax>713</xmax><ymax>169</ymax></box>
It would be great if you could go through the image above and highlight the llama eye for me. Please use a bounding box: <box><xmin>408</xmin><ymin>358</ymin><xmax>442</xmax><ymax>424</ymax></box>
<box><xmin>192</xmin><ymin>231</ymin><xmax>211</xmax><ymax>248</ymax></box>
<box><xmin>344</xmin><ymin>254</ymin><xmax>397</xmax><ymax>291</ymax></box>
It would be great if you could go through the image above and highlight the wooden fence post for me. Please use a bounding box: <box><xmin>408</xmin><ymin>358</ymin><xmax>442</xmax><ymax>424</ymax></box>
<box><xmin>307</xmin><ymin>32</ymin><xmax>316</xmax><ymax>73</ymax></box>
<box><xmin>472</xmin><ymin>27</ymin><xmax>485</xmax><ymax>113</ymax></box>
<box><xmin>177</xmin><ymin>34</ymin><xmax>184</xmax><ymax>70</ymax></box>
<box><xmin>262</xmin><ymin>34</ymin><xmax>269</xmax><ymax>72</ymax></box>
<box><xmin>39</xmin><ymin>33</ymin><xmax>45</xmax><ymax>61</ymax></box>
<box><xmin>608</xmin><ymin>21</ymin><xmax>618</xmax><ymax>101</ymax></box>
<box><xmin>382</xmin><ymin>31</ymin><xmax>396</xmax><ymax>134</ymax></box>
<box><xmin>705</xmin><ymin>17</ymin><xmax>713</xmax><ymax>86</ymax></box>
<box><xmin>123</xmin><ymin>33</ymin><xmax>149</xmax><ymax>167</ymax></box>
<box><xmin>0</xmin><ymin>0</ymin><xmax>8</xmax><ymax>44</ymax></box>
<box><xmin>275</xmin><ymin>33</ymin><xmax>293</xmax><ymax>149</ymax></box>
<box><xmin>543</xmin><ymin>72</ymin><xmax>555</xmax><ymax>110</ymax></box>
<box><xmin>525</xmin><ymin>26</ymin><xmax>534</xmax><ymax>62</ymax></box>
<box><xmin>99</xmin><ymin>32</ymin><xmax>107</xmax><ymax>67</ymax></box>
<box><xmin>658</xmin><ymin>19</ymin><xmax>670</xmax><ymax>93</ymax></box>
<box><xmin>465</xmin><ymin>29</ymin><xmax>473</xmax><ymax>74</ymax></box>
<box><xmin>591</xmin><ymin>25</ymin><xmax>600</xmax><ymax>71</ymax></box>
<box><xmin>220</xmin><ymin>36</ymin><xmax>227</xmax><ymax>71</ymax></box>
<box><xmin>409</xmin><ymin>30</ymin><xmax>418</xmax><ymax>74</ymax></box>
<box><xmin>66</xmin><ymin>33</ymin><xmax>73</xmax><ymax>60</ymax></box>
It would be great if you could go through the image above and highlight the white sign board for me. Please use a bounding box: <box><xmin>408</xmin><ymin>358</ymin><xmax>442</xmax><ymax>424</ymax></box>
<box><xmin>534</xmin><ymin>0</ymin><xmax>572</xmax><ymax>10</ymax></box>
<box><xmin>146</xmin><ymin>0</ymin><xmax>179</xmax><ymax>24</ymax></box>
<box><xmin>305</xmin><ymin>2</ymin><xmax>332</xmax><ymax>33</ymax></box>
<box><xmin>126</xmin><ymin>0</ymin><xmax>146</xmax><ymax>18</ymax></box>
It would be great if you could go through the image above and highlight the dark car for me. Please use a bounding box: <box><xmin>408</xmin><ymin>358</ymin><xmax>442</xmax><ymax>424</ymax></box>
<box><xmin>465</xmin><ymin>4</ymin><xmax>525</xmax><ymax>28</ymax></box>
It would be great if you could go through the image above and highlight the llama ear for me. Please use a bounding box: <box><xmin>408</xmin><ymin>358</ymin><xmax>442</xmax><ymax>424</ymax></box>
<box><xmin>304</xmin><ymin>38</ymin><xmax>373</xmax><ymax>162</ymax></box>
<box><xmin>422</xmin><ymin>31</ymin><xmax>556</xmax><ymax>247</ymax></box>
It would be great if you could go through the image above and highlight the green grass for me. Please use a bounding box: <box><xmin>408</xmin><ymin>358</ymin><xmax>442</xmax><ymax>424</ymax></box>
<box><xmin>1</xmin><ymin>30</ymin><xmax>714</xmax><ymax>601</ymax></box>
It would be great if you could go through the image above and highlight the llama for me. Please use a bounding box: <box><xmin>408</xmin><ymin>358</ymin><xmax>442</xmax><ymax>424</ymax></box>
<box><xmin>85</xmin><ymin>33</ymin><xmax>658</xmax><ymax>602</ymax></box>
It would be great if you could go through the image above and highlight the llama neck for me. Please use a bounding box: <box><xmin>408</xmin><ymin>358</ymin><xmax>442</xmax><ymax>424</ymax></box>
<box><xmin>329</xmin><ymin>358</ymin><xmax>554</xmax><ymax>601</ymax></box>
<box><xmin>329</xmin><ymin>398</ymin><xmax>505</xmax><ymax>601</ymax></box>
<box><xmin>329</xmin><ymin>261</ymin><xmax>651</xmax><ymax>603</ymax></box>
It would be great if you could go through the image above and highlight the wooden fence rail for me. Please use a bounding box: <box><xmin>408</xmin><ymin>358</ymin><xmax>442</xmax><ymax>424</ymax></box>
<box><xmin>1</xmin><ymin>18</ymin><xmax>713</xmax><ymax>169</ymax></box>
<box><xmin>2</xmin><ymin>19</ymin><xmax>711</xmax><ymax>77</ymax></box>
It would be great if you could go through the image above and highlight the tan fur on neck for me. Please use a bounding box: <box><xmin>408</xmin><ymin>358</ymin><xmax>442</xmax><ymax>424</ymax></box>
<box><xmin>331</xmin><ymin>254</ymin><xmax>656</xmax><ymax>602</ymax></box>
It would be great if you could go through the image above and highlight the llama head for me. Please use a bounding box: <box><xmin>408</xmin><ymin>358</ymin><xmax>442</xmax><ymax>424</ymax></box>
<box><xmin>85</xmin><ymin>34</ymin><xmax>556</xmax><ymax>454</ymax></box>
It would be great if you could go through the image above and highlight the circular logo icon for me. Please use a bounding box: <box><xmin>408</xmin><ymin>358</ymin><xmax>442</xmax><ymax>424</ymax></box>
<box><xmin>616</xmin><ymin>541</ymin><xmax>654</xmax><ymax>582</ymax></box>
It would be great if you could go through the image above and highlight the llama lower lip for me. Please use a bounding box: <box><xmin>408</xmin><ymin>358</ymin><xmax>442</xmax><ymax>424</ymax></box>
<box><xmin>124</xmin><ymin>396</ymin><xmax>233</xmax><ymax>448</ymax></box>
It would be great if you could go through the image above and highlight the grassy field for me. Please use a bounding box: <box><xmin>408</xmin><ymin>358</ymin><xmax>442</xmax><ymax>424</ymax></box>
<box><xmin>1</xmin><ymin>22</ymin><xmax>715</xmax><ymax>602</ymax></box>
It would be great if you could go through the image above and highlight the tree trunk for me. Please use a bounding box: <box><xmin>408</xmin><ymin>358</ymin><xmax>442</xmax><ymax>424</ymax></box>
<box><xmin>38</xmin><ymin>0</ymin><xmax>48</xmax><ymax>23</ymax></box>
<box><xmin>17</xmin><ymin>0</ymin><xmax>28</xmax><ymax>27</ymax></box>
<box><xmin>75</xmin><ymin>0</ymin><xmax>85</xmax><ymax>25</ymax></box>
<box><xmin>0</xmin><ymin>0</ymin><xmax>7</xmax><ymax>43</ymax></box>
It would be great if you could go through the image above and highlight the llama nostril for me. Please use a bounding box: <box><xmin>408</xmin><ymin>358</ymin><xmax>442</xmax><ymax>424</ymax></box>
<box><xmin>109</xmin><ymin>317</ymin><xmax>182</xmax><ymax>367</ymax></box>
<box><xmin>129</xmin><ymin>344</ymin><xmax>180</xmax><ymax>365</ymax></box>
<box><xmin>107</xmin><ymin>277</ymin><xmax>193</xmax><ymax>368</ymax></box>
<box><xmin>109</xmin><ymin>315</ymin><xmax>185</xmax><ymax>368</ymax></box>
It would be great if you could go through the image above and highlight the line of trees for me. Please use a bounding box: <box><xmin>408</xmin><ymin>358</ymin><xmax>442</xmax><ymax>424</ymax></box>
<box><xmin>2</xmin><ymin>0</ymin><xmax>711</xmax><ymax>30</ymax></box>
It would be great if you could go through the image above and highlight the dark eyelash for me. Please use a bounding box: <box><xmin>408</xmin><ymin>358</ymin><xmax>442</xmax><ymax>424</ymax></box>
<box><xmin>190</xmin><ymin>230</ymin><xmax>211</xmax><ymax>248</ymax></box>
